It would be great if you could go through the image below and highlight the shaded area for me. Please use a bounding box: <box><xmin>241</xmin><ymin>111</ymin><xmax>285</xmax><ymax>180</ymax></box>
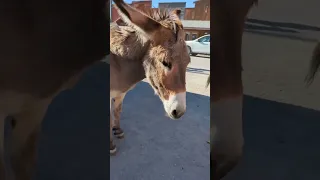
<box><xmin>247</xmin><ymin>18</ymin><xmax>320</xmax><ymax>32</ymax></box>
<box><xmin>244</xmin><ymin>18</ymin><xmax>320</xmax><ymax>42</ymax></box>
<box><xmin>244</xmin><ymin>29</ymin><xmax>318</xmax><ymax>43</ymax></box>
<box><xmin>245</xmin><ymin>24</ymin><xmax>298</xmax><ymax>33</ymax></box>
<box><xmin>224</xmin><ymin>95</ymin><xmax>320</xmax><ymax>180</ymax></box>
<box><xmin>34</xmin><ymin>62</ymin><xmax>110</xmax><ymax>180</ymax></box>
<box><xmin>187</xmin><ymin>67</ymin><xmax>210</xmax><ymax>75</ymax></box>
<box><xmin>110</xmin><ymin>81</ymin><xmax>210</xmax><ymax>180</ymax></box>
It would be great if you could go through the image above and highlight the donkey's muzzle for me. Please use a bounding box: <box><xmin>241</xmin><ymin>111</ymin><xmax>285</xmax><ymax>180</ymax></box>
<box><xmin>164</xmin><ymin>92</ymin><xmax>186</xmax><ymax>119</ymax></box>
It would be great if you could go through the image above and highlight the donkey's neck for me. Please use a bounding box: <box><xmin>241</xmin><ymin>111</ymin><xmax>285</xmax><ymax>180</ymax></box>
<box><xmin>110</xmin><ymin>53</ymin><xmax>146</xmax><ymax>94</ymax></box>
<box><xmin>110</xmin><ymin>25</ymin><xmax>150</xmax><ymax>95</ymax></box>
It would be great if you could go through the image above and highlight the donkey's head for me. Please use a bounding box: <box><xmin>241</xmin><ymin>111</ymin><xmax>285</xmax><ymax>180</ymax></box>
<box><xmin>113</xmin><ymin>0</ymin><xmax>190</xmax><ymax>119</ymax></box>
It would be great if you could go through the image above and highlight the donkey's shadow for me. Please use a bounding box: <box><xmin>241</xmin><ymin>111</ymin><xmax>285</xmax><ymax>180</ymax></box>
<box><xmin>110</xmin><ymin>81</ymin><xmax>210</xmax><ymax>180</ymax></box>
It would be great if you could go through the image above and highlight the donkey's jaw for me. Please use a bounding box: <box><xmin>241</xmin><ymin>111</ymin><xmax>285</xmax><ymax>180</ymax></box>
<box><xmin>163</xmin><ymin>92</ymin><xmax>186</xmax><ymax>119</ymax></box>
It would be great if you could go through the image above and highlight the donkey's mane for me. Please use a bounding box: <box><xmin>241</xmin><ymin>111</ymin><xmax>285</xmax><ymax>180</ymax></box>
<box><xmin>145</xmin><ymin>9</ymin><xmax>171</xmax><ymax>22</ymax></box>
<box><xmin>142</xmin><ymin>8</ymin><xmax>183</xmax><ymax>33</ymax></box>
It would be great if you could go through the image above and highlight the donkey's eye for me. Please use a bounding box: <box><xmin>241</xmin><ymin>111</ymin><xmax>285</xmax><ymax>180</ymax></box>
<box><xmin>162</xmin><ymin>61</ymin><xmax>172</xmax><ymax>69</ymax></box>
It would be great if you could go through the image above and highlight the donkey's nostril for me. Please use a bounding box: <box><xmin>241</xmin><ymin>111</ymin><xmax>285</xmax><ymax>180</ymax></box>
<box><xmin>171</xmin><ymin>109</ymin><xmax>183</xmax><ymax>119</ymax></box>
<box><xmin>172</xmin><ymin>110</ymin><xmax>177</xmax><ymax>117</ymax></box>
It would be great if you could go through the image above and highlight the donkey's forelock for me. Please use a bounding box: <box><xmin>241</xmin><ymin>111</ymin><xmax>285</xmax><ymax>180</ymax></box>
<box><xmin>144</xmin><ymin>9</ymin><xmax>184</xmax><ymax>35</ymax></box>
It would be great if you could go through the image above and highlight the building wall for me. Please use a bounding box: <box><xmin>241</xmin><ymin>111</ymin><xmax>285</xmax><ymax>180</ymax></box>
<box><xmin>184</xmin><ymin>0</ymin><xmax>210</xmax><ymax>21</ymax></box>
<box><xmin>131</xmin><ymin>1</ymin><xmax>152</xmax><ymax>11</ymax></box>
<box><xmin>194</xmin><ymin>0</ymin><xmax>210</xmax><ymax>20</ymax></box>
<box><xmin>158</xmin><ymin>2</ymin><xmax>186</xmax><ymax>20</ymax></box>
<box><xmin>184</xmin><ymin>8</ymin><xmax>195</xmax><ymax>20</ymax></box>
<box><xmin>111</xmin><ymin>1</ymin><xmax>152</xmax><ymax>22</ymax></box>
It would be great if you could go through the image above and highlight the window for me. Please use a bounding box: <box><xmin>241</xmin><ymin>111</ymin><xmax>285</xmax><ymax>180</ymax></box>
<box><xmin>206</xmin><ymin>36</ymin><xmax>210</xmax><ymax>42</ymax></box>
<box><xmin>185</xmin><ymin>33</ymin><xmax>190</xmax><ymax>40</ymax></box>
<box><xmin>198</xmin><ymin>36</ymin><xmax>210</xmax><ymax>42</ymax></box>
<box><xmin>192</xmin><ymin>33</ymin><xmax>197</xmax><ymax>40</ymax></box>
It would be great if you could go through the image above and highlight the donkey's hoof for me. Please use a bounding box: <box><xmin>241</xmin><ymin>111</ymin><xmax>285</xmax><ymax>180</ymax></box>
<box><xmin>113</xmin><ymin>127</ymin><xmax>125</xmax><ymax>139</ymax></box>
<box><xmin>115</xmin><ymin>132</ymin><xmax>124</xmax><ymax>139</ymax></box>
<box><xmin>110</xmin><ymin>147</ymin><xmax>117</xmax><ymax>155</ymax></box>
<box><xmin>110</xmin><ymin>146</ymin><xmax>117</xmax><ymax>155</ymax></box>
<box><xmin>110</xmin><ymin>142</ymin><xmax>117</xmax><ymax>155</ymax></box>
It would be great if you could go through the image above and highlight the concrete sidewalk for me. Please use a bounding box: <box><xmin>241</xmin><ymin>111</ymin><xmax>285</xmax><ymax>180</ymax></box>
<box><xmin>110</xmin><ymin>81</ymin><xmax>210</xmax><ymax>180</ymax></box>
<box><xmin>103</xmin><ymin>54</ymin><xmax>210</xmax><ymax>179</ymax></box>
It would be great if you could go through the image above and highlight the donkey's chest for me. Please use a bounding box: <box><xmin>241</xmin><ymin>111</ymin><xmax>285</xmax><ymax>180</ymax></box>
<box><xmin>110</xmin><ymin>84</ymin><xmax>136</xmax><ymax>98</ymax></box>
<box><xmin>110</xmin><ymin>68</ymin><xmax>141</xmax><ymax>98</ymax></box>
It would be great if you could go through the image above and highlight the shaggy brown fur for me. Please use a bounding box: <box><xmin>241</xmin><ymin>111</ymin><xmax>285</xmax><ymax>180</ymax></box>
<box><xmin>110</xmin><ymin>0</ymin><xmax>190</xmax><ymax>154</ymax></box>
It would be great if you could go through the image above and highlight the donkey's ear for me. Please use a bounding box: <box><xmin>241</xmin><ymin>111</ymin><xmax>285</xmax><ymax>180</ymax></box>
<box><xmin>170</xmin><ymin>9</ymin><xmax>181</xmax><ymax>20</ymax></box>
<box><xmin>115</xmin><ymin>18</ymin><xmax>126</xmax><ymax>26</ymax></box>
<box><xmin>113</xmin><ymin>0</ymin><xmax>161</xmax><ymax>34</ymax></box>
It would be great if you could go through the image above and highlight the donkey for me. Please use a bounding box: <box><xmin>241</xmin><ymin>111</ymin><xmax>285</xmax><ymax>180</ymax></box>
<box><xmin>210</xmin><ymin>0</ymin><xmax>259</xmax><ymax>179</ymax></box>
<box><xmin>110</xmin><ymin>0</ymin><xmax>190</xmax><ymax>154</ymax></box>
<box><xmin>210</xmin><ymin>0</ymin><xmax>320</xmax><ymax>179</ymax></box>
<box><xmin>0</xmin><ymin>1</ymin><xmax>109</xmax><ymax>179</ymax></box>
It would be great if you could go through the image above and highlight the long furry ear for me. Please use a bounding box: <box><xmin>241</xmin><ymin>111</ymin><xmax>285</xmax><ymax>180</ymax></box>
<box><xmin>113</xmin><ymin>0</ymin><xmax>162</xmax><ymax>34</ymax></box>
<box><xmin>115</xmin><ymin>18</ymin><xmax>125</xmax><ymax>26</ymax></box>
<box><xmin>169</xmin><ymin>8</ymin><xmax>183</xmax><ymax>35</ymax></box>
<box><xmin>170</xmin><ymin>9</ymin><xmax>181</xmax><ymax>20</ymax></box>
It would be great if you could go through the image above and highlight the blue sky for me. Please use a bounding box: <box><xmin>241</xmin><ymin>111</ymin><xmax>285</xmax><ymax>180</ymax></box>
<box><xmin>116</xmin><ymin>0</ymin><xmax>195</xmax><ymax>8</ymax></box>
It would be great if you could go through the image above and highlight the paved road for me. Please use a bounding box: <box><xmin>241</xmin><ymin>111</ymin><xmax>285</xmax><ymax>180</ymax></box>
<box><xmin>223</xmin><ymin>1</ymin><xmax>320</xmax><ymax>180</ymax></box>
<box><xmin>186</xmin><ymin>55</ymin><xmax>210</xmax><ymax>96</ymax></box>
<box><xmin>188</xmin><ymin>55</ymin><xmax>210</xmax><ymax>73</ymax></box>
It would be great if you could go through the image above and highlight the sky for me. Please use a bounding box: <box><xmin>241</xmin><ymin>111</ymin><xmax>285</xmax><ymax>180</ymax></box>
<box><xmin>117</xmin><ymin>0</ymin><xmax>195</xmax><ymax>8</ymax></box>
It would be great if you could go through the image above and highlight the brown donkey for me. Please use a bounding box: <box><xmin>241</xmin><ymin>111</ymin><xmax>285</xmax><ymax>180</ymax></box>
<box><xmin>110</xmin><ymin>0</ymin><xmax>190</xmax><ymax>154</ymax></box>
<box><xmin>210</xmin><ymin>0</ymin><xmax>258</xmax><ymax>179</ymax></box>
<box><xmin>211</xmin><ymin>0</ymin><xmax>320</xmax><ymax>179</ymax></box>
<box><xmin>0</xmin><ymin>1</ymin><xmax>109</xmax><ymax>180</ymax></box>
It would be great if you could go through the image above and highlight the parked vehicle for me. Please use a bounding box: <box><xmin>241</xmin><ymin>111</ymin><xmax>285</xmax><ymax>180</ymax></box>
<box><xmin>185</xmin><ymin>34</ymin><xmax>210</xmax><ymax>56</ymax></box>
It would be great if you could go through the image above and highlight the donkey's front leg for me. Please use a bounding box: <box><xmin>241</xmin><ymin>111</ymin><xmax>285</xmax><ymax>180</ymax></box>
<box><xmin>112</xmin><ymin>93</ymin><xmax>126</xmax><ymax>139</ymax></box>
<box><xmin>10</xmin><ymin>98</ymin><xmax>52</xmax><ymax>180</ymax></box>
<box><xmin>211</xmin><ymin>96</ymin><xmax>244</xmax><ymax>179</ymax></box>
<box><xmin>110</xmin><ymin>98</ymin><xmax>116</xmax><ymax>155</ymax></box>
